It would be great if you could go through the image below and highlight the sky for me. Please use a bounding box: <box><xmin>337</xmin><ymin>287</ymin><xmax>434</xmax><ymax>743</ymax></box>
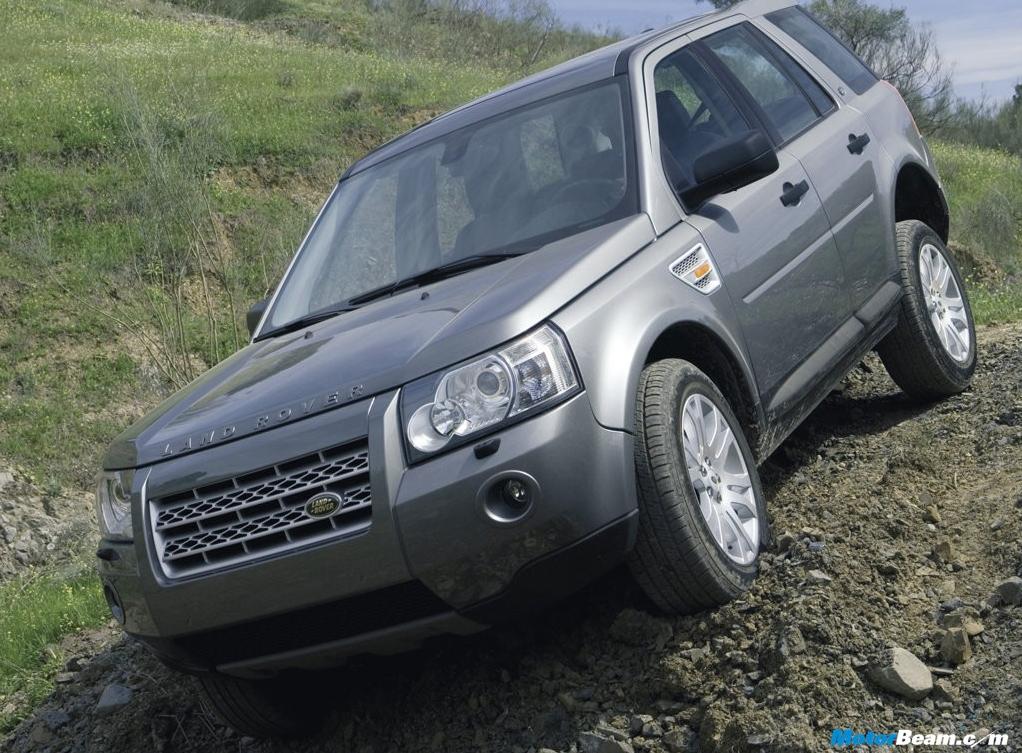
<box><xmin>549</xmin><ymin>0</ymin><xmax>1022</xmax><ymax>102</ymax></box>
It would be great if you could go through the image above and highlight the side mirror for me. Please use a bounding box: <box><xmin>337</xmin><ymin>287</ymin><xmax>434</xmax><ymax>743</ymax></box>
<box><xmin>681</xmin><ymin>131</ymin><xmax>779</xmax><ymax>209</ymax></box>
<box><xmin>246</xmin><ymin>297</ymin><xmax>270</xmax><ymax>338</ymax></box>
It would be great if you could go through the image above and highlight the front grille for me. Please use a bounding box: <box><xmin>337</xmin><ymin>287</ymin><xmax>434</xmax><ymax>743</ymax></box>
<box><xmin>149</xmin><ymin>440</ymin><xmax>373</xmax><ymax>578</ymax></box>
<box><xmin>174</xmin><ymin>581</ymin><xmax>450</xmax><ymax>666</ymax></box>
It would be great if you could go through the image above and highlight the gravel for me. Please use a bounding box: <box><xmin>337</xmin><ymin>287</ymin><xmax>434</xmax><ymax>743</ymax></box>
<box><xmin>3</xmin><ymin>323</ymin><xmax>1021</xmax><ymax>753</ymax></box>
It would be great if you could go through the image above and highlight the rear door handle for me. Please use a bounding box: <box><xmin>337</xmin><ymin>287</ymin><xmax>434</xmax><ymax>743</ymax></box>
<box><xmin>847</xmin><ymin>132</ymin><xmax>871</xmax><ymax>155</ymax></box>
<box><xmin>780</xmin><ymin>180</ymin><xmax>809</xmax><ymax>207</ymax></box>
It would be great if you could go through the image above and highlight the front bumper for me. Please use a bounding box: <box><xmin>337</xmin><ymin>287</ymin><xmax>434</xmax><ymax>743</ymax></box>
<box><xmin>97</xmin><ymin>389</ymin><xmax>636</xmax><ymax>676</ymax></box>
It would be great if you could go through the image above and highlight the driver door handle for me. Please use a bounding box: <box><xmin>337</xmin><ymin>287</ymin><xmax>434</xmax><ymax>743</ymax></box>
<box><xmin>847</xmin><ymin>132</ymin><xmax>871</xmax><ymax>155</ymax></box>
<box><xmin>780</xmin><ymin>180</ymin><xmax>810</xmax><ymax>207</ymax></box>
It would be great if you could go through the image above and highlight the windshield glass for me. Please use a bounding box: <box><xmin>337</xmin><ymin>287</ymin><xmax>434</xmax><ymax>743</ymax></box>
<box><xmin>264</xmin><ymin>78</ymin><xmax>636</xmax><ymax>333</ymax></box>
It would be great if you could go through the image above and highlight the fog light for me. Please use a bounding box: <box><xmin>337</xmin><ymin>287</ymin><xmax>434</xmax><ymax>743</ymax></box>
<box><xmin>502</xmin><ymin>478</ymin><xmax>530</xmax><ymax>509</ymax></box>
<box><xmin>480</xmin><ymin>472</ymin><xmax>538</xmax><ymax>525</ymax></box>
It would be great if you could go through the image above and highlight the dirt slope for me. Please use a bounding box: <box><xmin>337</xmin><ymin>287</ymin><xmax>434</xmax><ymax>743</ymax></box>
<box><xmin>3</xmin><ymin>324</ymin><xmax>1021</xmax><ymax>753</ymax></box>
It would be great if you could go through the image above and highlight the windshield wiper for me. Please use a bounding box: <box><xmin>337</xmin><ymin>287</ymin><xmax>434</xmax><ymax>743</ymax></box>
<box><xmin>347</xmin><ymin>252</ymin><xmax>523</xmax><ymax>306</ymax></box>
<box><xmin>259</xmin><ymin>252</ymin><xmax>524</xmax><ymax>340</ymax></box>
<box><xmin>256</xmin><ymin>303</ymin><xmax>361</xmax><ymax>340</ymax></box>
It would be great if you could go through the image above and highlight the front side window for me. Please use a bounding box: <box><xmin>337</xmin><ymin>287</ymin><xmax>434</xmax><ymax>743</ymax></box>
<box><xmin>766</xmin><ymin>7</ymin><xmax>877</xmax><ymax>96</ymax></box>
<box><xmin>703</xmin><ymin>24</ymin><xmax>829</xmax><ymax>143</ymax></box>
<box><xmin>654</xmin><ymin>47</ymin><xmax>753</xmax><ymax>192</ymax></box>
<box><xmin>265</xmin><ymin>79</ymin><xmax>635</xmax><ymax>334</ymax></box>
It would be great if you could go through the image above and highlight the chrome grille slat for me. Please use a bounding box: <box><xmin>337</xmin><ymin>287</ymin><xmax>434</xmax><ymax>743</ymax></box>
<box><xmin>149</xmin><ymin>440</ymin><xmax>372</xmax><ymax>578</ymax></box>
<box><xmin>154</xmin><ymin>449</ymin><xmax>369</xmax><ymax>529</ymax></box>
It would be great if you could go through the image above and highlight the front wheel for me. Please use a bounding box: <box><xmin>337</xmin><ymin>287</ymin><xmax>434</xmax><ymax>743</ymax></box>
<box><xmin>198</xmin><ymin>672</ymin><xmax>333</xmax><ymax>739</ymax></box>
<box><xmin>878</xmin><ymin>220</ymin><xmax>976</xmax><ymax>399</ymax></box>
<box><xmin>628</xmin><ymin>359</ymin><xmax>768</xmax><ymax>615</ymax></box>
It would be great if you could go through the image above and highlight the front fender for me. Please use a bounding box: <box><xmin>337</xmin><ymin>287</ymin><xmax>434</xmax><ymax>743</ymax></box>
<box><xmin>553</xmin><ymin>221</ymin><xmax>760</xmax><ymax>436</ymax></box>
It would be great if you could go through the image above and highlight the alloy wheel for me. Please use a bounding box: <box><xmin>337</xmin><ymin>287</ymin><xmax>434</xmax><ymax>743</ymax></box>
<box><xmin>680</xmin><ymin>394</ymin><xmax>759</xmax><ymax>565</ymax></box>
<box><xmin>919</xmin><ymin>243</ymin><xmax>971</xmax><ymax>363</ymax></box>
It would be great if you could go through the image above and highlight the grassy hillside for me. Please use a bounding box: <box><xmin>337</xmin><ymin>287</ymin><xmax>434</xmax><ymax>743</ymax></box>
<box><xmin>0</xmin><ymin>0</ymin><xmax>609</xmax><ymax>491</ymax></box>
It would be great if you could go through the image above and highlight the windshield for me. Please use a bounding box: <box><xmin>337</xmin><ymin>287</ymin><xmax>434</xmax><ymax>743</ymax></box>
<box><xmin>264</xmin><ymin>78</ymin><xmax>636</xmax><ymax>333</ymax></box>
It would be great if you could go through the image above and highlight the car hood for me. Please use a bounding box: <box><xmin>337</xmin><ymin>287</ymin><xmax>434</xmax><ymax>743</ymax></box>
<box><xmin>104</xmin><ymin>214</ymin><xmax>655</xmax><ymax>469</ymax></box>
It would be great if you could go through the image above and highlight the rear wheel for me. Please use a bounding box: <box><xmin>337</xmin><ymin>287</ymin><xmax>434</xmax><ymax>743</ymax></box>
<box><xmin>198</xmin><ymin>672</ymin><xmax>332</xmax><ymax>739</ymax></box>
<box><xmin>878</xmin><ymin>220</ymin><xmax>976</xmax><ymax>399</ymax></box>
<box><xmin>628</xmin><ymin>359</ymin><xmax>767</xmax><ymax>614</ymax></box>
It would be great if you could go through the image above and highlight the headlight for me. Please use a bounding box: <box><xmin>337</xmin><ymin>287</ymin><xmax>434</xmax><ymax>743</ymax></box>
<box><xmin>402</xmin><ymin>324</ymin><xmax>580</xmax><ymax>459</ymax></box>
<box><xmin>95</xmin><ymin>470</ymin><xmax>134</xmax><ymax>541</ymax></box>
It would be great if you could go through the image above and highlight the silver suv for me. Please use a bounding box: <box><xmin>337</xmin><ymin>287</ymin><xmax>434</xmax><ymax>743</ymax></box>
<box><xmin>95</xmin><ymin>0</ymin><xmax>975</xmax><ymax>737</ymax></box>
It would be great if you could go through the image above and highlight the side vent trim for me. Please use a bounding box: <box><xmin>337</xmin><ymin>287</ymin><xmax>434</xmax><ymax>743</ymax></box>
<box><xmin>668</xmin><ymin>243</ymin><xmax>721</xmax><ymax>295</ymax></box>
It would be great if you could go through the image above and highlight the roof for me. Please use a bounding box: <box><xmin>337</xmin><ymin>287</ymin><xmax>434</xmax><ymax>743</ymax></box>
<box><xmin>345</xmin><ymin>0</ymin><xmax>796</xmax><ymax>176</ymax></box>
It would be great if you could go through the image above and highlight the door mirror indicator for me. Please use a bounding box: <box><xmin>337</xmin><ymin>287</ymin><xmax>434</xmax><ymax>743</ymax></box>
<box><xmin>681</xmin><ymin>131</ymin><xmax>779</xmax><ymax>209</ymax></box>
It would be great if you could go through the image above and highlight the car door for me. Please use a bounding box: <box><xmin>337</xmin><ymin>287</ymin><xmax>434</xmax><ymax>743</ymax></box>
<box><xmin>647</xmin><ymin>35</ymin><xmax>852</xmax><ymax>410</ymax></box>
<box><xmin>759</xmin><ymin>7</ymin><xmax>895</xmax><ymax>312</ymax></box>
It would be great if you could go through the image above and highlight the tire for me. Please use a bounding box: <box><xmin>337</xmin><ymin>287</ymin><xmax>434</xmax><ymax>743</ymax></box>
<box><xmin>198</xmin><ymin>672</ymin><xmax>332</xmax><ymax>739</ymax></box>
<box><xmin>628</xmin><ymin>359</ymin><xmax>768</xmax><ymax>615</ymax></box>
<box><xmin>878</xmin><ymin>220</ymin><xmax>977</xmax><ymax>399</ymax></box>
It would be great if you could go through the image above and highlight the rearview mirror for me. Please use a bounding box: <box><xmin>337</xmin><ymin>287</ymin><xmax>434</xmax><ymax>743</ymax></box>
<box><xmin>246</xmin><ymin>297</ymin><xmax>270</xmax><ymax>338</ymax></box>
<box><xmin>681</xmin><ymin>131</ymin><xmax>779</xmax><ymax>209</ymax></box>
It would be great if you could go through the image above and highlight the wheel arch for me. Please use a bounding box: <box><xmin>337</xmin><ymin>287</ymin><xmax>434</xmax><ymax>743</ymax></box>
<box><xmin>644</xmin><ymin>321</ymin><xmax>766</xmax><ymax>461</ymax></box>
<box><xmin>894</xmin><ymin>160</ymin><xmax>949</xmax><ymax>243</ymax></box>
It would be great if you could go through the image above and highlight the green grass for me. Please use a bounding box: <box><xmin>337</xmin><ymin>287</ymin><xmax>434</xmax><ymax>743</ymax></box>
<box><xmin>931</xmin><ymin>140</ymin><xmax>1022</xmax><ymax>275</ymax></box>
<box><xmin>0</xmin><ymin>571</ymin><xmax>108</xmax><ymax>733</ymax></box>
<box><xmin>970</xmin><ymin>284</ymin><xmax>1022</xmax><ymax>325</ymax></box>
<box><xmin>928</xmin><ymin>141</ymin><xmax>1022</xmax><ymax>325</ymax></box>
<box><xmin>0</xmin><ymin>0</ymin><xmax>543</xmax><ymax>489</ymax></box>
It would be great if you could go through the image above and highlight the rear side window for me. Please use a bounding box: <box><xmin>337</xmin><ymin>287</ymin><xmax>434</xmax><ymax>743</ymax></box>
<box><xmin>704</xmin><ymin>24</ymin><xmax>831</xmax><ymax>143</ymax></box>
<box><xmin>766</xmin><ymin>7</ymin><xmax>877</xmax><ymax>96</ymax></box>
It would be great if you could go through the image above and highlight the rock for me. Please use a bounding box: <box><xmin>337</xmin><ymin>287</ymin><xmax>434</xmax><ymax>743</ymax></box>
<box><xmin>39</xmin><ymin>710</ymin><xmax>70</xmax><ymax>730</ymax></box>
<box><xmin>678</xmin><ymin>647</ymin><xmax>707</xmax><ymax>662</ymax></box>
<box><xmin>940</xmin><ymin>628</ymin><xmax>972</xmax><ymax>666</ymax></box>
<box><xmin>0</xmin><ymin>471</ymin><xmax>13</xmax><ymax>488</ymax></box>
<box><xmin>994</xmin><ymin>576</ymin><xmax>1022</xmax><ymax>606</ymax></box>
<box><xmin>807</xmin><ymin>569</ymin><xmax>832</xmax><ymax>584</ymax></box>
<box><xmin>28</xmin><ymin>723</ymin><xmax>54</xmax><ymax>746</ymax></box>
<box><xmin>662</xmin><ymin>728</ymin><xmax>693</xmax><ymax>753</ymax></box>
<box><xmin>747</xmin><ymin>733</ymin><xmax>772</xmax><ymax>747</ymax></box>
<box><xmin>761</xmin><ymin>626</ymin><xmax>806</xmax><ymax>673</ymax></box>
<box><xmin>96</xmin><ymin>683</ymin><xmax>133</xmax><ymax>715</ymax></box>
<box><xmin>609</xmin><ymin>608</ymin><xmax>672</xmax><ymax>648</ymax></box>
<box><xmin>868</xmin><ymin>647</ymin><xmax>933</xmax><ymax>700</ymax></box>
<box><xmin>629</xmin><ymin>715</ymin><xmax>653</xmax><ymax>735</ymax></box>
<box><xmin>641</xmin><ymin>721</ymin><xmax>663</xmax><ymax>738</ymax></box>
<box><xmin>932</xmin><ymin>678</ymin><xmax>959</xmax><ymax>703</ymax></box>
<box><xmin>595</xmin><ymin>723</ymin><xmax>629</xmax><ymax>742</ymax></box>
<box><xmin>579</xmin><ymin>732</ymin><xmax>634</xmax><ymax>753</ymax></box>
<box><xmin>923</xmin><ymin>506</ymin><xmax>941</xmax><ymax>524</ymax></box>
<box><xmin>944</xmin><ymin>608</ymin><xmax>983</xmax><ymax>637</ymax></box>
<box><xmin>653</xmin><ymin>699</ymin><xmax>685</xmax><ymax>714</ymax></box>
<box><xmin>53</xmin><ymin>672</ymin><xmax>76</xmax><ymax>684</ymax></box>
<box><xmin>989</xmin><ymin>518</ymin><xmax>1005</xmax><ymax>532</ymax></box>
<box><xmin>776</xmin><ymin>532</ymin><xmax>796</xmax><ymax>552</ymax></box>
<box><xmin>932</xmin><ymin>540</ymin><xmax>956</xmax><ymax>564</ymax></box>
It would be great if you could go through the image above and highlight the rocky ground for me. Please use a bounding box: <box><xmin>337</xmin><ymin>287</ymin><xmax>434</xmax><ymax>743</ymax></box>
<box><xmin>0</xmin><ymin>470</ymin><xmax>93</xmax><ymax>581</ymax></box>
<box><xmin>2</xmin><ymin>324</ymin><xmax>1021</xmax><ymax>753</ymax></box>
